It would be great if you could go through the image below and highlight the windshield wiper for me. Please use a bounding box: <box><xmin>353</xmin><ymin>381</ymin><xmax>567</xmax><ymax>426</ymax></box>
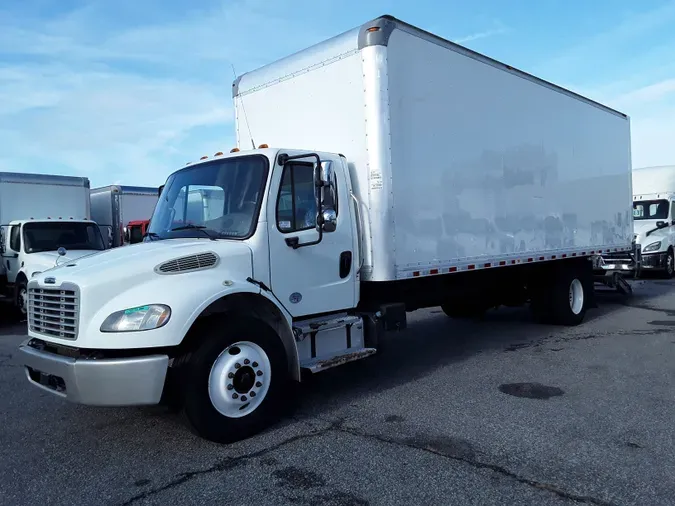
<box><xmin>143</xmin><ymin>232</ymin><xmax>161</xmax><ymax>241</ymax></box>
<box><xmin>170</xmin><ymin>224</ymin><xmax>218</xmax><ymax>240</ymax></box>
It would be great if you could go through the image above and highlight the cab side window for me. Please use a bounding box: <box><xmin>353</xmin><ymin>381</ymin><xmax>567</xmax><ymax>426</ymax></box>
<box><xmin>276</xmin><ymin>162</ymin><xmax>340</xmax><ymax>233</ymax></box>
<box><xmin>9</xmin><ymin>225</ymin><xmax>20</xmax><ymax>252</ymax></box>
<box><xmin>276</xmin><ymin>163</ymin><xmax>317</xmax><ymax>233</ymax></box>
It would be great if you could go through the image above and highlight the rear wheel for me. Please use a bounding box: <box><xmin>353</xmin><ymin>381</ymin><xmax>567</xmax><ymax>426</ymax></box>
<box><xmin>530</xmin><ymin>262</ymin><xmax>590</xmax><ymax>326</ymax></box>
<box><xmin>180</xmin><ymin>316</ymin><xmax>291</xmax><ymax>444</ymax></box>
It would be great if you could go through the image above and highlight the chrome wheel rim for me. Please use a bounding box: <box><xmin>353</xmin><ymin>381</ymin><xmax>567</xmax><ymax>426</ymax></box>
<box><xmin>208</xmin><ymin>341</ymin><xmax>271</xmax><ymax>418</ymax></box>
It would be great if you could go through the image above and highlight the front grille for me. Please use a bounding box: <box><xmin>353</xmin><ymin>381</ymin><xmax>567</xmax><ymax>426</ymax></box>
<box><xmin>156</xmin><ymin>252</ymin><xmax>219</xmax><ymax>274</ymax></box>
<box><xmin>28</xmin><ymin>287</ymin><xmax>79</xmax><ymax>340</ymax></box>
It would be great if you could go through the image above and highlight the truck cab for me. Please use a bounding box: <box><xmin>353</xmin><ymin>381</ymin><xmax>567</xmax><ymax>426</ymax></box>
<box><xmin>1</xmin><ymin>218</ymin><xmax>106</xmax><ymax>314</ymax></box>
<box><xmin>632</xmin><ymin>193</ymin><xmax>675</xmax><ymax>277</ymax></box>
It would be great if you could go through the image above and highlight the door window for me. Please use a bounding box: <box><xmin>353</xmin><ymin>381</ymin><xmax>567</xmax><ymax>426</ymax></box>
<box><xmin>276</xmin><ymin>162</ymin><xmax>339</xmax><ymax>232</ymax></box>
<box><xmin>276</xmin><ymin>163</ymin><xmax>317</xmax><ymax>232</ymax></box>
<box><xmin>9</xmin><ymin>225</ymin><xmax>20</xmax><ymax>252</ymax></box>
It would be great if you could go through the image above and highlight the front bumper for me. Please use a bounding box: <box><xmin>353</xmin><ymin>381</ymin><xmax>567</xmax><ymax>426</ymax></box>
<box><xmin>19</xmin><ymin>339</ymin><xmax>169</xmax><ymax>406</ymax></box>
<box><xmin>640</xmin><ymin>252</ymin><xmax>668</xmax><ymax>270</ymax></box>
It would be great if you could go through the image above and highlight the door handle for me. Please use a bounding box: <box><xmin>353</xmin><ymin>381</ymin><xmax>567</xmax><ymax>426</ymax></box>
<box><xmin>339</xmin><ymin>251</ymin><xmax>352</xmax><ymax>279</ymax></box>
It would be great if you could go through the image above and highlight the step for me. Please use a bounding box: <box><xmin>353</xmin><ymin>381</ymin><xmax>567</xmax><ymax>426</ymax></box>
<box><xmin>300</xmin><ymin>347</ymin><xmax>376</xmax><ymax>373</ymax></box>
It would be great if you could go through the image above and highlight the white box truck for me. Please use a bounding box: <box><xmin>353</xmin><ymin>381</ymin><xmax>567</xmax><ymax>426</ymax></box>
<box><xmin>90</xmin><ymin>185</ymin><xmax>159</xmax><ymax>248</ymax></box>
<box><xmin>598</xmin><ymin>164</ymin><xmax>675</xmax><ymax>279</ymax></box>
<box><xmin>19</xmin><ymin>15</ymin><xmax>633</xmax><ymax>443</ymax></box>
<box><xmin>0</xmin><ymin>172</ymin><xmax>106</xmax><ymax>315</ymax></box>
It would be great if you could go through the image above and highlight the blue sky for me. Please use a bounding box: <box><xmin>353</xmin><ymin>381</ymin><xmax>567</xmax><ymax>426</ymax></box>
<box><xmin>1</xmin><ymin>0</ymin><xmax>674</xmax><ymax>187</ymax></box>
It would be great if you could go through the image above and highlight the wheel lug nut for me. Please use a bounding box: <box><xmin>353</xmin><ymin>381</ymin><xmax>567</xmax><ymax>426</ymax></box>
<box><xmin>235</xmin><ymin>363</ymin><xmax>241</xmax><ymax>369</ymax></box>
<box><xmin>250</xmin><ymin>391</ymin><xmax>256</xmax><ymax>397</ymax></box>
<box><xmin>228</xmin><ymin>372</ymin><xmax>234</xmax><ymax>379</ymax></box>
<box><xmin>241</xmin><ymin>395</ymin><xmax>247</xmax><ymax>402</ymax></box>
<box><xmin>256</xmin><ymin>370</ymin><xmax>262</xmax><ymax>376</ymax></box>
<box><xmin>227</xmin><ymin>384</ymin><xmax>233</xmax><ymax>390</ymax></box>
<box><xmin>232</xmin><ymin>393</ymin><xmax>239</xmax><ymax>399</ymax></box>
<box><xmin>252</xmin><ymin>361</ymin><xmax>258</xmax><ymax>368</ymax></box>
<box><xmin>256</xmin><ymin>381</ymin><xmax>262</xmax><ymax>388</ymax></box>
<box><xmin>244</xmin><ymin>359</ymin><xmax>250</xmax><ymax>365</ymax></box>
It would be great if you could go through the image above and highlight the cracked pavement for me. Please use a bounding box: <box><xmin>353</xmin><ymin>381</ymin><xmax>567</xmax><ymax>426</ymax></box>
<box><xmin>1</xmin><ymin>279</ymin><xmax>675</xmax><ymax>505</ymax></box>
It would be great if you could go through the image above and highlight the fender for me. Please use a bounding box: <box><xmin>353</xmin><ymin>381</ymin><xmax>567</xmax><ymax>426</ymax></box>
<box><xmin>179</xmin><ymin>282</ymin><xmax>300</xmax><ymax>381</ymax></box>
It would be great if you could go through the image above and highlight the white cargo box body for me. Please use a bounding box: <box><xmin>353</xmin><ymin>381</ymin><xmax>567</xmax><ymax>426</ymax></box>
<box><xmin>234</xmin><ymin>15</ymin><xmax>633</xmax><ymax>282</ymax></box>
<box><xmin>0</xmin><ymin>172</ymin><xmax>91</xmax><ymax>222</ymax></box>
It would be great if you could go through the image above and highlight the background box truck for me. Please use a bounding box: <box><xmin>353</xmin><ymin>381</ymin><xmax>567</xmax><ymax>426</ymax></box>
<box><xmin>20</xmin><ymin>15</ymin><xmax>633</xmax><ymax>443</ymax></box>
<box><xmin>90</xmin><ymin>185</ymin><xmax>159</xmax><ymax>248</ymax></box>
<box><xmin>0</xmin><ymin>172</ymin><xmax>106</xmax><ymax>315</ymax></box>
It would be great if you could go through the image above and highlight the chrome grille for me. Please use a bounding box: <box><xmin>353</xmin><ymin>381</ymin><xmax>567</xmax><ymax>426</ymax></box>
<box><xmin>156</xmin><ymin>252</ymin><xmax>219</xmax><ymax>274</ymax></box>
<box><xmin>28</xmin><ymin>286</ymin><xmax>79</xmax><ymax>340</ymax></box>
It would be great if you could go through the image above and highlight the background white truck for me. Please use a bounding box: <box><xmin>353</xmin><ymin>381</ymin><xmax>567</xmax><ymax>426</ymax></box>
<box><xmin>630</xmin><ymin>165</ymin><xmax>675</xmax><ymax>277</ymax></box>
<box><xmin>0</xmin><ymin>172</ymin><xmax>106</xmax><ymax>315</ymax></box>
<box><xmin>19</xmin><ymin>15</ymin><xmax>633</xmax><ymax>443</ymax></box>
<box><xmin>90</xmin><ymin>185</ymin><xmax>159</xmax><ymax>248</ymax></box>
<box><xmin>598</xmin><ymin>164</ymin><xmax>675</xmax><ymax>279</ymax></box>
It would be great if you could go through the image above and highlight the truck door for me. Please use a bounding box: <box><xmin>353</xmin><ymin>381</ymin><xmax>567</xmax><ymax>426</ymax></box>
<box><xmin>267</xmin><ymin>159</ymin><xmax>357</xmax><ymax>317</ymax></box>
<box><xmin>3</xmin><ymin>225</ymin><xmax>21</xmax><ymax>283</ymax></box>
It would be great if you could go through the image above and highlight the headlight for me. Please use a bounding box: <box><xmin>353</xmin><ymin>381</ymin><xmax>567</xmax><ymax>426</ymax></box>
<box><xmin>31</xmin><ymin>271</ymin><xmax>42</xmax><ymax>278</ymax></box>
<box><xmin>100</xmin><ymin>304</ymin><xmax>171</xmax><ymax>332</ymax></box>
<box><xmin>643</xmin><ymin>241</ymin><xmax>662</xmax><ymax>253</ymax></box>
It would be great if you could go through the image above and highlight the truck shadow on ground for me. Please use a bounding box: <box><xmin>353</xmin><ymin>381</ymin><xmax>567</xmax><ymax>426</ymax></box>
<box><xmin>294</xmin><ymin>279</ymin><xmax>675</xmax><ymax>415</ymax></box>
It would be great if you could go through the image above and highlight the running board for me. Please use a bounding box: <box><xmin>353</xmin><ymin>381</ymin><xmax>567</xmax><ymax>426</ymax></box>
<box><xmin>300</xmin><ymin>348</ymin><xmax>377</xmax><ymax>373</ymax></box>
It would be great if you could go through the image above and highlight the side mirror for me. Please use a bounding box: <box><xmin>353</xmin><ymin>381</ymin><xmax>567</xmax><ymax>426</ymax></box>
<box><xmin>321</xmin><ymin>209</ymin><xmax>337</xmax><ymax>233</ymax></box>
<box><xmin>57</xmin><ymin>247</ymin><xmax>67</xmax><ymax>256</ymax></box>
<box><xmin>319</xmin><ymin>161</ymin><xmax>333</xmax><ymax>185</ymax></box>
<box><xmin>158</xmin><ymin>185</ymin><xmax>164</xmax><ymax>197</ymax></box>
<box><xmin>657</xmin><ymin>220</ymin><xmax>667</xmax><ymax>229</ymax></box>
<box><xmin>123</xmin><ymin>226</ymin><xmax>130</xmax><ymax>244</ymax></box>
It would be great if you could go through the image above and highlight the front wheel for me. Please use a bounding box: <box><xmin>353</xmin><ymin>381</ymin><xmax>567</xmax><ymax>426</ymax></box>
<box><xmin>14</xmin><ymin>279</ymin><xmax>28</xmax><ymax>318</ymax></box>
<box><xmin>181</xmin><ymin>317</ymin><xmax>291</xmax><ymax>444</ymax></box>
<box><xmin>663</xmin><ymin>249</ymin><xmax>674</xmax><ymax>279</ymax></box>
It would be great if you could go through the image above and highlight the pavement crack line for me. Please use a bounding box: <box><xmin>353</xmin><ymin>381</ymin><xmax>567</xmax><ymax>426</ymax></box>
<box><xmin>334</xmin><ymin>426</ymin><xmax>616</xmax><ymax>506</ymax></box>
<box><xmin>118</xmin><ymin>424</ymin><xmax>337</xmax><ymax>506</ymax></box>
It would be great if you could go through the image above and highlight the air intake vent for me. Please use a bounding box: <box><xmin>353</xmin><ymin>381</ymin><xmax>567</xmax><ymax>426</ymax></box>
<box><xmin>156</xmin><ymin>252</ymin><xmax>219</xmax><ymax>274</ymax></box>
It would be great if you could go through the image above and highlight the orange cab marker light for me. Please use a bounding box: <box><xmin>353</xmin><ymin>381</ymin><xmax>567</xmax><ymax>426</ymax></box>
<box><xmin>258</xmin><ymin>144</ymin><xmax>269</xmax><ymax>149</ymax></box>
<box><xmin>366</xmin><ymin>26</ymin><xmax>380</xmax><ymax>32</ymax></box>
<box><xmin>230</xmin><ymin>148</ymin><xmax>240</xmax><ymax>153</ymax></box>
<box><xmin>200</xmin><ymin>156</ymin><xmax>208</xmax><ymax>160</ymax></box>
<box><xmin>214</xmin><ymin>151</ymin><xmax>224</xmax><ymax>156</ymax></box>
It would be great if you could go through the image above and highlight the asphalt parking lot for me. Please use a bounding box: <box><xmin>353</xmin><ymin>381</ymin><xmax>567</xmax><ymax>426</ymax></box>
<box><xmin>1</xmin><ymin>280</ymin><xmax>675</xmax><ymax>506</ymax></box>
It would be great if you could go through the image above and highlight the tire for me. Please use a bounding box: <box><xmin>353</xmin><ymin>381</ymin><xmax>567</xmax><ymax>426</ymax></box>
<box><xmin>663</xmin><ymin>249</ymin><xmax>674</xmax><ymax>279</ymax></box>
<box><xmin>14</xmin><ymin>278</ymin><xmax>28</xmax><ymax>319</ymax></box>
<box><xmin>180</xmin><ymin>316</ymin><xmax>291</xmax><ymax>444</ymax></box>
<box><xmin>549</xmin><ymin>266</ymin><xmax>588</xmax><ymax>326</ymax></box>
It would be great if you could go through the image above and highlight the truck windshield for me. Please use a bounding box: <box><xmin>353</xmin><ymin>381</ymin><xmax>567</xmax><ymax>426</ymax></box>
<box><xmin>633</xmin><ymin>199</ymin><xmax>669</xmax><ymax>220</ymax></box>
<box><xmin>23</xmin><ymin>222</ymin><xmax>106</xmax><ymax>253</ymax></box>
<box><xmin>148</xmin><ymin>155</ymin><xmax>269</xmax><ymax>240</ymax></box>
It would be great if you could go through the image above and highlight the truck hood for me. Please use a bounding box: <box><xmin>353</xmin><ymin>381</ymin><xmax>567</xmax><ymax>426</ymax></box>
<box><xmin>27</xmin><ymin>250</ymin><xmax>101</xmax><ymax>276</ymax></box>
<box><xmin>634</xmin><ymin>221</ymin><xmax>669</xmax><ymax>244</ymax></box>
<box><xmin>32</xmin><ymin>239</ymin><xmax>253</xmax><ymax>290</ymax></box>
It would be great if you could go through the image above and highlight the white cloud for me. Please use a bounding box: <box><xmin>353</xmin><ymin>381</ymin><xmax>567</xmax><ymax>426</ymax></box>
<box><xmin>0</xmin><ymin>0</ymin><xmax>346</xmax><ymax>186</ymax></box>
<box><xmin>453</xmin><ymin>21</ymin><xmax>509</xmax><ymax>45</ymax></box>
